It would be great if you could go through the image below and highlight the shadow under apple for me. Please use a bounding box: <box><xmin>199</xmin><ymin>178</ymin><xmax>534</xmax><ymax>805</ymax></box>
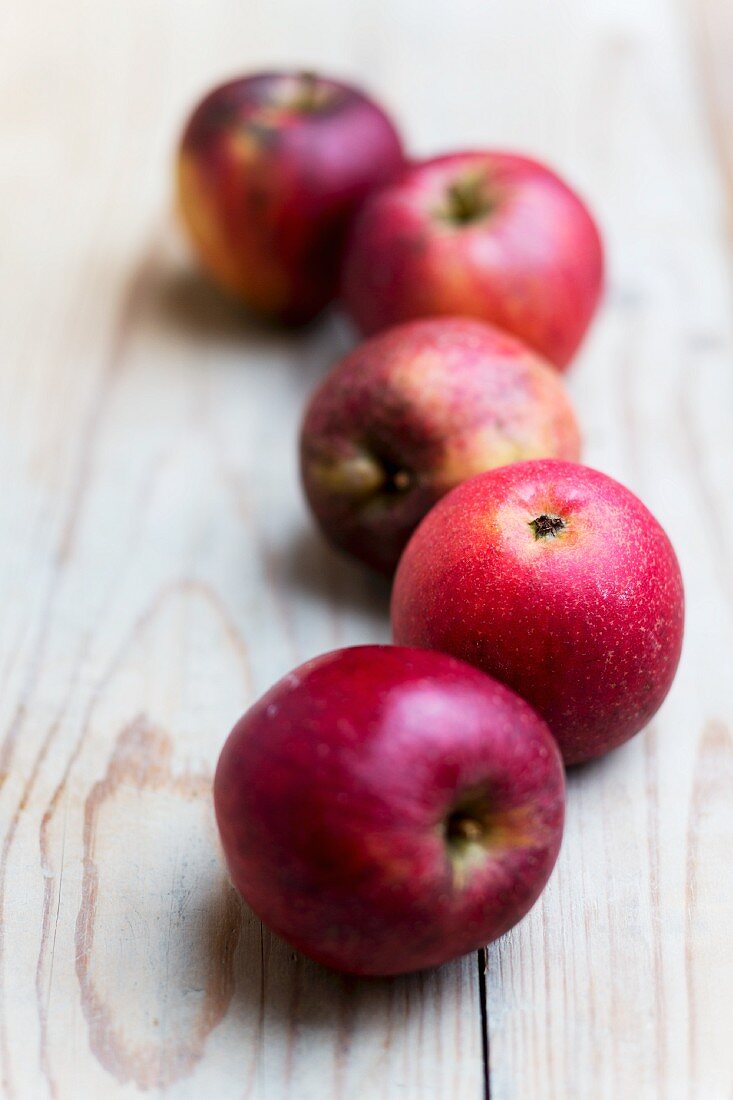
<box><xmin>275</xmin><ymin>525</ymin><xmax>391</xmax><ymax>630</ymax></box>
<box><xmin>197</xmin><ymin>874</ymin><xmax>472</xmax><ymax>1089</ymax></box>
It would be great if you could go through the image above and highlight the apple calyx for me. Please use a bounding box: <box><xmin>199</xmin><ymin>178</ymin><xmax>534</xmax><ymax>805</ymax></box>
<box><xmin>529</xmin><ymin>513</ymin><xmax>566</xmax><ymax>540</ymax></box>
<box><xmin>439</xmin><ymin>172</ymin><xmax>496</xmax><ymax>226</ymax></box>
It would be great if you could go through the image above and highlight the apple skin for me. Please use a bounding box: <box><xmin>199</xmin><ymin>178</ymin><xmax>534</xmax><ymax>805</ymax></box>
<box><xmin>177</xmin><ymin>71</ymin><xmax>404</xmax><ymax>325</ymax></box>
<box><xmin>300</xmin><ymin>317</ymin><xmax>581</xmax><ymax>574</ymax></box>
<box><xmin>214</xmin><ymin>645</ymin><xmax>565</xmax><ymax>976</ymax></box>
<box><xmin>341</xmin><ymin>151</ymin><xmax>604</xmax><ymax>369</ymax></box>
<box><xmin>392</xmin><ymin>460</ymin><xmax>685</xmax><ymax>766</ymax></box>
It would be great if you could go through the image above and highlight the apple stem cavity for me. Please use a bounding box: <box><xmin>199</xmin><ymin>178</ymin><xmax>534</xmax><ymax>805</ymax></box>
<box><xmin>529</xmin><ymin>513</ymin><xmax>566</xmax><ymax>540</ymax></box>
<box><xmin>440</xmin><ymin>173</ymin><xmax>496</xmax><ymax>226</ymax></box>
<box><xmin>444</xmin><ymin>790</ymin><xmax>495</xmax><ymax>858</ymax></box>
<box><xmin>386</xmin><ymin>466</ymin><xmax>413</xmax><ymax>494</ymax></box>
<box><xmin>446</xmin><ymin>810</ymin><xmax>485</xmax><ymax>845</ymax></box>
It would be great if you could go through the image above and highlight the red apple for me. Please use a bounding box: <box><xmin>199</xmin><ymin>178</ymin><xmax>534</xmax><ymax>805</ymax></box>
<box><xmin>300</xmin><ymin>317</ymin><xmax>581</xmax><ymax>574</ymax></box>
<box><xmin>341</xmin><ymin>151</ymin><xmax>604</xmax><ymax>369</ymax></box>
<box><xmin>214</xmin><ymin>645</ymin><xmax>565</xmax><ymax>976</ymax></box>
<box><xmin>177</xmin><ymin>71</ymin><xmax>404</xmax><ymax>325</ymax></box>
<box><xmin>392</xmin><ymin>460</ymin><xmax>684</xmax><ymax>765</ymax></box>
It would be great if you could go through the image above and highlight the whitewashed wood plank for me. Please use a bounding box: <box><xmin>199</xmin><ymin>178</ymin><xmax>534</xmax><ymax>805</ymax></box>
<box><xmin>0</xmin><ymin>2</ymin><xmax>488</xmax><ymax>1096</ymax></box>
<box><xmin>483</xmin><ymin>0</ymin><xmax>733</xmax><ymax>1097</ymax></box>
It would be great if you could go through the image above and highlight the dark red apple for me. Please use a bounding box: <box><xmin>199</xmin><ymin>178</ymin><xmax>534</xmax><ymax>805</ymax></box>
<box><xmin>300</xmin><ymin>317</ymin><xmax>581</xmax><ymax>574</ymax></box>
<box><xmin>341</xmin><ymin>152</ymin><xmax>604</xmax><ymax>369</ymax></box>
<box><xmin>177</xmin><ymin>71</ymin><xmax>404</xmax><ymax>325</ymax></box>
<box><xmin>214</xmin><ymin>645</ymin><xmax>565</xmax><ymax>976</ymax></box>
<box><xmin>392</xmin><ymin>460</ymin><xmax>684</xmax><ymax>765</ymax></box>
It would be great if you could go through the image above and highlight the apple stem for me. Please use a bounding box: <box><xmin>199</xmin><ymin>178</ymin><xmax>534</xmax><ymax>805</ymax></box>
<box><xmin>307</xmin><ymin>452</ymin><xmax>414</xmax><ymax>501</ymax></box>
<box><xmin>442</xmin><ymin>174</ymin><xmax>495</xmax><ymax>225</ymax></box>
<box><xmin>309</xmin><ymin>453</ymin><xmax>386</xmax><ymax>498</ymax></box>
<box><xmin>290</xmin><ymin>71</ymin><xmax>333</xmax><ymax>113</ymax></box>
<box><xmin>297</xmin><ymin>72</ymin><xmax>317</xmax><ymax>109</ymax></box>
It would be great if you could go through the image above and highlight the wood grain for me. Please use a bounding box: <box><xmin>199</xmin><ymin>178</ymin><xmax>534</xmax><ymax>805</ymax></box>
<box><xmin>690</xmin><ymin>0</ymin><xmax>733</xmax><ymax>230</ymax></box>
<box><xmin>484</xmin><ymin>0</ymin><xmax>733</xmax><ymax>1096</ymax></box>
<box><xmin>0</xmin><ymin>0</ymin><xmax>731</xmax><ymax>1097</ymax></box>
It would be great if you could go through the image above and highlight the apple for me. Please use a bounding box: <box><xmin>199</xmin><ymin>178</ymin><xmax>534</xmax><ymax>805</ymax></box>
<box><xmin>214</xmin><ymin>645</ymin><xmax>565</xmax><ymax>976</ymax></box>
<box><xmin>300</xmin><ymin>317</ymin><xmax>581</xmax><ymax>574</ymax></box>
<box><xmin>341</xmin><ymin>151</ymin><xmax>604</xmax><ymax>369</ymax></box>
<box><xmin>392</xmin><ymin>460</ymin><xmax>684</xmax><ymax>765</ymax></box>
<box><xmin>177</xmin><ymin>71</ymin><xmax>404</xmax><ymax>325</ymax></box>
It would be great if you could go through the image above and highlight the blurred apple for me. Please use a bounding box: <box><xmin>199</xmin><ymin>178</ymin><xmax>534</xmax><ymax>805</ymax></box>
<box><xmin>177</xmin><ymin>70</ymin><xmax>404</xmax><ymax>325</ymax></box>
<box><xmin>341</xmin><ymin>151</ymin><xmax>604</xmax><ymax>369</ymax></box>
<box><xmin>301</xmin><ymin>317</ymin><xmax>581</xmax><ymax>573</ymax></box>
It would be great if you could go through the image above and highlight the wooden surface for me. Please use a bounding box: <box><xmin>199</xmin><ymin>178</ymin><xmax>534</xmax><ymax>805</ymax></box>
<box><xmin>1</xmin><ymin>0</ymin><xmax>732</xmax><ymax>1096</ymax></box>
